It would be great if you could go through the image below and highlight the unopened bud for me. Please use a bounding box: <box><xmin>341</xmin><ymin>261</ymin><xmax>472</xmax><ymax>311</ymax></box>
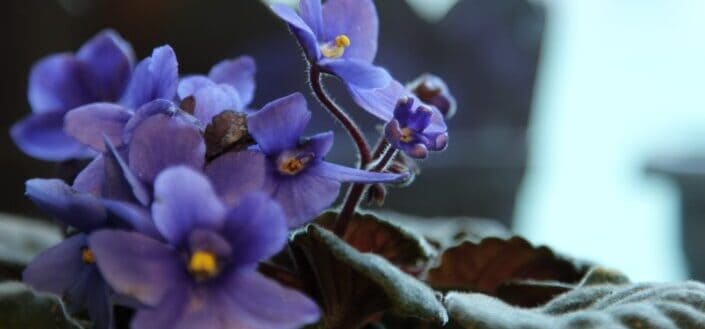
<box><xmin>407</xmin><ymin>73</ymin><xmax>456</xmax><ymax>119</ymax></box>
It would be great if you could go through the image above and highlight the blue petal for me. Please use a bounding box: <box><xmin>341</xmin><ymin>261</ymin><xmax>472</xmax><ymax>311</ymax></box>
<box><xmin>83</xmin><ymin>276</ymin><xmax>114</xmax><ymax>329</ymax></box>
<box><xmin>309</xmin><ymin>161</ymin><xmax>408</xmax><ymax>183</ymax></box>
<box><xmin>11</xmin><ymin>112</ymin><xmax>93</xmax><ymax>161</ymax></box>
<box><xmin>221</xmin><ymin>193</ymin><xmax>288</xmax><ymax>266</ymax></box>
<box><xmin>208</xmin><ymin>56</ymin><xmax>257</xmax><ymax>107</ymax></box>
<box><xmin>23</xmin><ymin>234</ymin><xmax>86</xmax><ymax>296</ymax></box>
<box><xmin>25</xmin><ymin>179</ymin><xmax>107</xmax><ymax>231</ymax></box>
<box><xmin>400</xmin><ymin>142</ymin><xmax>428</xmax><ymax>159</ymax></box>
<box><xmin>320</xmin><ymin>59</ymin><xmax>390</xmax><ymax>89</ymax></box>
<box><xmin>221</xmin><ymin>270</ymin><xmax>321</xmax><ymax>329</ymax></box>
<box><xmin>177</xmin><ymin>76</ymin><xmax>214</xmax><ymax>100</ymax></box>
<box><xmin>121</xmin><ymin>46</ymin><xmax>178</xmax><ymax>108</ymax></box>
<box><xmin>127</xmin><ymin>113</ymin><xmax>205</xmax><ymax>184</ymax></box>
<box><xmin>248</xmin><ymin>93</ymin><xmax>311</xmax><ymax>155</ymax></box>
<box><xmin>73</xmin><ymin>155</ymin><xmax>105</xmax><ymax>195</ymax></box>
<box><xmin>191</xmin><ymin>84</ymin><xmax>242</xmax><ymax>125</ymax></box>
<box><xmin>89</xmin><ymin>230</ymin><xmax>186</xmax><ymax>306</ymax></box>
<box><xmin>322</xmin><ymin>0</ymin><xmax>378</xmax><ymax>62</ymax></box>
<box><xmin>122</xmin><ymin>99</ymin><xmax>177</xmax><ymax>143</ymax></box>
<box><xmin>152</xmin><ymin>166</ymin><xmax>226</xmax><ymax>245</ymax></box>
<box><xmin>205</xmin><ymin>151</ymin><xmax>266</xmax><ymax>208</ymax></box>
<box><xmin>103</xmin><ymin>138</ymin><xmax>151</xmax><ymax>205</ymax></box>
<box><xmin>76</xmin><ymin>29</ymin><xmax>135</xmax><ymax>102</ymax></box>
<box><xmin>299</xmin><ymin>0</ymin><xmax>324</xmax><ymax>38</ymax></box>
<box><xmin>64</xmin><ymin>102</ymin><xmax>133</xmax><ymax>152</ymax></box>
<box><xmin>270</xmin><ymin>4</ymin><xmax>321</xmax><ymax>61</ymax></box>
<box><xmin>131</xmin><ymin>289</ymin><xmax>189</xmax><ymax>329</ymax></box>
<box><xmin>28</xmin><ymin>54</ymin><xmax>95</xmax><ymax>114</ymax></box>
<box><xmin>103</xmin><ymin>200</ymin><xmax>161</xmax><ymax>239</ymax></box>
<box><xmin>264</xmin><ymin>171</ymin><xmax>340</xmax><ymax>227</ymax></box>
<box><xmin>347</xmin><ymin>79</ymin><xmax>405</xmax><ymax>122</ymax></box>
<box><xmin>303</xmin><ymin>131</ymin><xmax>334</xmax><ymax>159</ymax></box>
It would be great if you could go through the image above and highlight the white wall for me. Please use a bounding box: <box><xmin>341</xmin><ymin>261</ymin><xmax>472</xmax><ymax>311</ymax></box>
<box><xmin>515</xmin><ymin>0</ymin><xmax>705</xmax><ymax>281</ymax></box>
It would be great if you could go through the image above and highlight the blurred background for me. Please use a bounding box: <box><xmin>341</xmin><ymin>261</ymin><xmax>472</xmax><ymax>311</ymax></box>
<box><xmin>2</xmin><ymin>0</ymin><xmax>704</xmax><ymax>282</ymax></box>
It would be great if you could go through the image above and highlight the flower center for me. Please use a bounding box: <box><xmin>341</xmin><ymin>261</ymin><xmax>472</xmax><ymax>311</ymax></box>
<box><xmin>321</xmin><ymin>34</ymin><xmax>351</xmax><ymax>59</ymax></box>
<box><xmin>81</xmin><ymin>248</ymin><xmax>96</xmax><ymax>264</ymax></box>
<box><xmin>188</xmin><ymin>251</ymin><xmax>218</xmax><ymax>280</ymax></box>
<box><xmin>277</xmin><ymin>152</ymin><xmax>314</xmax><ymax>176</ymax></box>
<box><xmin>400</xmin><ymin>128</ymin><xmax>415</xmax><ymax>143</ymax></box>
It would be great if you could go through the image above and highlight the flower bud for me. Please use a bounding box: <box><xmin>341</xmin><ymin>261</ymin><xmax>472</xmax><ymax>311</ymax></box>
<box><xmin>204</xmin><ymin>110</ymin><xmax>253</xmax><ymax>159</ymax></box>
<box><xmin>407</xmin><ymin>73</ymin><xmax>456</xmax><ymax>119</ymax></box>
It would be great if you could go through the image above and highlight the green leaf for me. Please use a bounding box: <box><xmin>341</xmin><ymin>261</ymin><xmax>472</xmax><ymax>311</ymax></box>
<box><xmin>445</xmin><ymin>281</ymin><xmax>705</xmax><ymax>329</ymax></box>
<box><xmin>0</xmin><ymin>213</ymin><xmax>62</xmax><ymax>280</ymax></box>
<box><xmin>292</xmin><ymin>224</ymin><xmax>448</xmax><ymax>329</ymax></box>
<box><xmin>315</xmin><ymin>211</ymin><xmax>435</xmax><ymax>274</ymax></box>
<box><xmin>0</xmin><ymin>281</ymin><xmax>83</xmax><ymax>329</ymax></box>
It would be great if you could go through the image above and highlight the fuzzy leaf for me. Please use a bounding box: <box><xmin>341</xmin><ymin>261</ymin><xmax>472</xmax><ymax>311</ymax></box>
<box><xmin>446</xmin><ymin>281</ymin><xmax>705</xmax><ymax>329</ymax></box>
<box><xmin>427</xmin><ymin>237</ymin><xmax>589</xmax><ymax>294</ymax></box>
<box><xmin>316</xmin><ymin>212</ymin><xmax>435</xmax><ymax>275</ymax></box>
<box><xmin>292</xmin><ymin>224</ymin><xmax>448</xmax><ymax>329</ymax></box>
<box><xmin>0</xmin><ymin>281</ymin><xmax>83</xmax><ymax>329</ymax></box>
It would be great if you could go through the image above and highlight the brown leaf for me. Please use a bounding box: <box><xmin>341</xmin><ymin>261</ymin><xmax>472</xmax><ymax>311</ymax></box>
<box><xmin>316</xmin><ymin>212</ymin><xmax>434</xmax><ymax>275</ymax></box>
<box><xmin>426</xmin><ymin>237</ymin><xmax>589</xmax><ymax>298</ymax></box>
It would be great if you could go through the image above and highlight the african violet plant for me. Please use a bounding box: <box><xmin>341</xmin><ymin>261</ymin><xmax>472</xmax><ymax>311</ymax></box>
<box><xmin>5</xmin><ymin>1</ymin><xmax>705</xmax><ymax>329</ymax></box>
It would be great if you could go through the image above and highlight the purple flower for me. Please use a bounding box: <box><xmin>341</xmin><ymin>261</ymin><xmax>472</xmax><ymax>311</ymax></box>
<box><xmin>88</xmin><ymin>166</ymin><xmax>320</xmax><ymax>329</ymax></box>
<box><xmin>177</xmin><ymin>56</ymin><xmax>257</xmax><ymax>125</ymax></box>
<box><xmin>10</xmin><ymin>30</ymin><xmax>135</xmax><ymax>161</ymax></box>
<box><xmin>66</xmin><ymin>99</ymin><xmax>204</xmax><ymax>187</ymax></box>
<box><xmin>344</xmin><ymin>77</ymin><xmax>449</xmax><ymax>159</ymax></box>
<box><xmin>23</xmin><ymin>234</ymin><xmax>115</xmax><ymax>329</ymax></box>
<box><xmin>221</xmin><ymin>93</ymin><xmax>407</xmax><ymax>227</ymax></box>
<box><xmin>385</xmin><ymin>97</ymin><xmax>448</xmax><ymax>159</ymax></box>
<box><xmin>22</xmin><ymin>169</ymin><xmax>157</xmax><ymax>329</ymax></box>
<box><xmin>270</xmin><ymin>0</ymin><xmax>390</xmax><ymax>89</ymax></box>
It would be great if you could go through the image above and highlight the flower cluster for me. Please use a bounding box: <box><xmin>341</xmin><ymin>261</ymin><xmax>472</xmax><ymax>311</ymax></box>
<box><xmin>14</xmin><ymin>0</ymin><xmax>455</xmax><ymax>328</ymax></box>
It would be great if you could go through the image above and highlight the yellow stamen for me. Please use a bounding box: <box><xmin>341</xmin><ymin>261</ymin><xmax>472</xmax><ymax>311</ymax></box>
<box><xmin>400</xmin><ymin>128</ymin><xmax>414</xmax><ymax>143</ymax></box>
<box><xmin>188</xmin><ymin>251</ymin><xmax>218</xmax><ymax>278</ymax></box>
<box><xmin>280</xmin><ymin>158</ymin><xmax>305</xmax><ymax>175</ymax></box>
<box><xmin>335</xmin><ymin>35</ymin><xmax>351</xmax><ymax>48</ymax></box>
<box><xmin>82</xmin><ymin>248</ymin><xmax>96</xmax><ymax>264</ymax></box>
<box><xmin>321</xmin><ymin>34</ymin><xmax>351</xmax><ymax>58</ymax></box>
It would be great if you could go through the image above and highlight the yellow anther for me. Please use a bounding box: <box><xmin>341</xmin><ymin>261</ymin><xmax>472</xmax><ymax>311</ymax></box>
<box><xmin>188</xmin><ymin>251</ymin><xmax>218</xmax><ymax>278</ymax></box>
<box><xmin>279</xmin><ymin>158</ymin><xmax>306</xmax><ymax>175</ymax></box>
<box><xmin>81</xmin><ymin>248</ymin><xmax>96</xmax><ymax>264</ymax></box>
<box><xmin>321</xmin><ymin>34</ymin><xmax>351</xmax><ymax>59</ymax></box>
<box><xmin>400</xmin><ymin>128</ymin><xmax>414</xmax><ymax>143</ymax></box>
<box><xmin>335</xmin><ymin>35</ymin><xmax>351</xmax><ymax>48</ymax></box>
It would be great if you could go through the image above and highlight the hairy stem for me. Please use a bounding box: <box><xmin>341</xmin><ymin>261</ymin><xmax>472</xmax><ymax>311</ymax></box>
<box><xmin>335</xmin><ymin>144</ymin><xmax>399</xmax><ymax>236</ymax></box>
<box><xmin>308</xmin><ymin>66</ymin><xmax>372</xmax><ymax>167</ymax></box>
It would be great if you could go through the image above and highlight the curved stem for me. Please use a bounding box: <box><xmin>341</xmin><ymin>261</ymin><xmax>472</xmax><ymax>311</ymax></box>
<box><xmin>335</xmin><ymin>144</ymin><xmax>399</xmax><ymax>236</ymax></box>
<box><xmin>309</xmin><ymin>66</ymin><xmax>372</xmax><ymax>167</ymax></box>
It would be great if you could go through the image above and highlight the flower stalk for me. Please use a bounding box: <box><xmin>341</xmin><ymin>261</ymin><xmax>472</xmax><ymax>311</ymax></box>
<box><xmin>335</xmin><ymin>143</ymin><xmax>399</xmax><ymax>235</ymax></box>
<box><xmin>308</xmin><ymin>66</ymin><xmax>373</xmax><ymax>167</ymax></box>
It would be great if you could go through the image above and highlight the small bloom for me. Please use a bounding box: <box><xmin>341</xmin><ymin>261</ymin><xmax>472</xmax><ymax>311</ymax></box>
<box><xmin>23</xmin><ymin>234</ymin><xmax>114</xmax><ymax>329</ymax></box>
<box><xmin>270</xmin><ymin>0</ymin><xmax>390</xmax><ymax>89</ymax></box>
<box><xmin>10</xmin><ymin>30</ymin><xmax>135</xmax><ymax>161</ymax></box>
<box><xmin>385</xmin><ymin>97</ymin><xmax>448</xmax><ymax>159</ymax></box>
<box><xmin>89</xmin><ymin>166</ymin><xmax>320</xmax><ymax>329</ymax></box>
<box><xmin>177</xmin><ymin>56</ymin><xmax>257</xmax><ymax>125</ymax></box>
<box><xmin>407</xmin><ymin>73</ymin><xmax>456</xmax><ymax>119</ymax></box>
<box><xmin>22</xmin><ymin>172</ymin><xmax>157</xmax><ymax>329</ymax></box>
<box><xmin>224</xmin><ymin>92</ymin><xmax>407</xmax><ymax>226</ymax></box>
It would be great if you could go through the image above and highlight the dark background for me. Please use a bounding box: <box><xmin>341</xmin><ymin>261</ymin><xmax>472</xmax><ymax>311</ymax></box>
<box><xmin>1</xmin><ymin>0</ymin><xmax>545</xmax><ymax>226</ymax></box>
